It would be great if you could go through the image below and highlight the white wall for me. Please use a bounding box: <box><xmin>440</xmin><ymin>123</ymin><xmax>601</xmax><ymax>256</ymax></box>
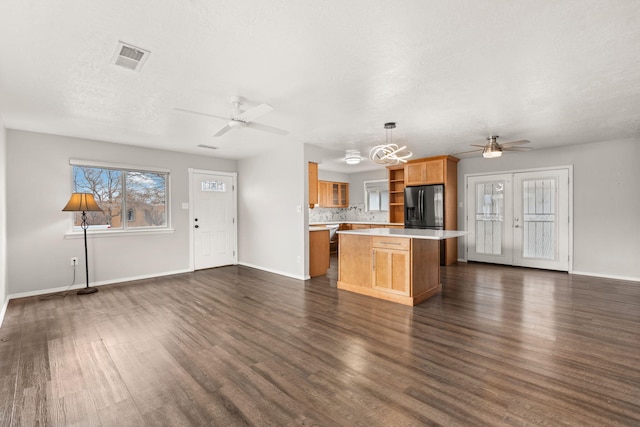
<box><xmin>5</xmin><ymin>130</ymin><xmax>237</xmax><ymax>296</ymax></box>
<box><xmin>0</xmin><ymin>118</ymin><xmax>7</xmax><ymax>324</ymax></box>
<box><xmin>457</xmin><ymin>138</ymin><xmax>640</xmax><ymax>280</ymax></box>
<box><xmin>318</xmin><ymin>170</ymin><xmax>349</xmax><ymax>183</ymax></box>
<box><xmin>348</xmin><ymin>169</ymin><xmax>387</xmax><ymax>204</ymax></box>
<box><xmin>238</xmin><ymin>143</ymin><xmax>306</xmax><ymax>279</ymax></box>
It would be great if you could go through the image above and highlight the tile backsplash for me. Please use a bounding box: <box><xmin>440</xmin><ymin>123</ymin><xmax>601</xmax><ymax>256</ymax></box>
<box><xmin>309</xmin><ymin>204</ymin><xmax>389</xmax><ymax>223</ymax></box>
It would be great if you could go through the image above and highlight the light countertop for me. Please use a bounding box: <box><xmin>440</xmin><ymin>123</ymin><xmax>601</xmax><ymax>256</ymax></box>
<box><xmin>310</xmin><ymin>221</ymin><xmax>404</xmax><ymax>226</ymax></box>
<box><xmin>337</xmin><ymin>228</ymin><xmax>468</xmax><ymax>240</ymax></box>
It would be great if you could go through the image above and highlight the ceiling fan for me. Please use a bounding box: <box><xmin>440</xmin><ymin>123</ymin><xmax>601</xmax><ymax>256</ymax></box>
<box><xmin>175</xmin><ymin>96</ymin><xmax>288</xmax><ymax>137</ymax></box>
<box><xmin>456</xmin><ymin>135</ymin><xmax>531</xmax><ymax>158</ymax></box>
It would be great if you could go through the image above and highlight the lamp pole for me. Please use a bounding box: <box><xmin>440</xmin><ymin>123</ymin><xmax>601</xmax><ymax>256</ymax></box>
<box><xmin>62</xmin><ymin>193</ymin><xmax>101</xmax><ymax>295</ymax></box>
<box><xmin>78</xmin><ymin>210</ymin><xmax>98</xmax><ymax>295</ymax></box>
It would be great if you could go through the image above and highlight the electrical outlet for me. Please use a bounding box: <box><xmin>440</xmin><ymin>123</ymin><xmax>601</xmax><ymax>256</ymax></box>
<box><xmin>70</xmin><ymin>257</ymin><xmax>79</xmax><ymax>266</ymax></box>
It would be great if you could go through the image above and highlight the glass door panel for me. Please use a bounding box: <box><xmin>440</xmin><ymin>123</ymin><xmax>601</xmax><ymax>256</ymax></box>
<box><xmin>514</xmin><ymin>170</ymin><xmax>569</xmax><ymax>271</ymax></box>
<box><xmin>467</xmin><ymin>174</ymin><xmax>513</xmax><ymax>265</ymax></box>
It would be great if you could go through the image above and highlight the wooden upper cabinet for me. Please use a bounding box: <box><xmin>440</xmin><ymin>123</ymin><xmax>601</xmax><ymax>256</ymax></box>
<box><xmin>318</xmin><ymin>180</ymin><xmax>349</xmax><ymax>208</ymax></box>
<box><xmin>405</xmin><ymin>161</ymin><xmax>427</xmax><ymax>186</ymax></box>
<box><xmin>405</xmin><ymin>158</ymin><xmax>445</xmax><ymax>186</ymax></box>
<box><xmin>425</xmin><ymin>159</ymin><xmax>444</xmax><ymax>184</ymax></box>
<box><xmin>308</xmin><ymin>162</ymin><xmax>318</xmax><ymax>208</ymax></box>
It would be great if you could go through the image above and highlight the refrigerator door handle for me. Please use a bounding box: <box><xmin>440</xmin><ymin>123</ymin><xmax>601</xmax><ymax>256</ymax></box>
<box><xmin>419</xmin><ymin>189</ymin><xmax>424</xmax><ymax>222</ymax></box>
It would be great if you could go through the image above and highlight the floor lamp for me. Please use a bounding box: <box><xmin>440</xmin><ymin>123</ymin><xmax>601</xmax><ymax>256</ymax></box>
<box><xmin>62</xmin><ymin>193</ymin><xmax>103</xmax><ymax>295</ymax></box>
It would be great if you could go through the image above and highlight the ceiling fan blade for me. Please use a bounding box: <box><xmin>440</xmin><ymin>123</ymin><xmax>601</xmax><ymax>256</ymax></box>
<box><xmin>234</xmin><ymin>103</ymin><xmax>274</xmax><ymax>122</ymax></box>
<box><xmin>245</xmin><ymin>121</ymin><xmax>289</xmax><ymax>135</ymax></box>
<box><xmin>453</xmin><ymin>148</ymin><xmax>483</xmax><ymax>155</ymax></box>
<box><xmin>503</xmin><ymin>146</ymin><xmax>532</xmax><ymax>151</ymax></box>
<box><xmin>470</xmin><ymin>144</ymin><xmax>487</xmax><ymax>148</ymax></box>
<box><xmin>213</xmin><ymin>124</ymin><xmax>233</xmax><ymax>137</ymax></box>
<box><xmin>501</xmin><ymin>139</ymin><xmax>531</xmax><ymax>147</ymax></box>
<box><xmin>174</xmin><ymin>107</ymin><xmax>229</xmax><ymax>121</ymax></box>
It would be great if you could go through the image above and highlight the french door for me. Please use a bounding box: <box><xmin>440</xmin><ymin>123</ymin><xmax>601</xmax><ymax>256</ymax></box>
<box><xmin>466</xmin><ymin>168</ymin><xmax>570</xmax><ymax>271</ymax></box>
<box><xmin>191</xmin><ymin>170</ymin><xmax>237</xmax><ymax>270</ymax></box>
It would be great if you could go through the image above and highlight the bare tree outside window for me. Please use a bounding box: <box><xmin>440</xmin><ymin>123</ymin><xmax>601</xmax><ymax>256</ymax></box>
<box><xmin>126</xmin><ymin>171</ymin><xmax>166</xmax><ymax>227</ymax></box>
<box><xmin>73</xmin><ymin>167</ymin><xmax>122</xmax><ymax>228</ymax></box>
<box><xmin>71</xmin><ymin>165</ymin><xmax>168</xmax><ymax>230</ymax></box>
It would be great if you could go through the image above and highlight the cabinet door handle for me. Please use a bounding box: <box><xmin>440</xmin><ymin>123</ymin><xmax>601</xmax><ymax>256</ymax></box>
<box><xmin>372</xmin><ymin>251</ymin><xmax>375</xmax><ymax>271</ymax></box>
<box><xmin>380</xmin><ymin>242</ymin><xmax>402</xmax><ymax>245</ymax></box>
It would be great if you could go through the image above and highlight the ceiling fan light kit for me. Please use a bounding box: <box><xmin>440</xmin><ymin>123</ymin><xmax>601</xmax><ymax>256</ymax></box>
<box><xmin>456</xmin><ymin>135</ymin><xmax>532</xmax><ymax>158</ymax></box>
<box><xmin>369</xmin><ymin>122</ymin><xmax>413</xmax><ymax>165</ymax></box>
<box><xmin>482</xmin><ymin>140</ymin><xmax>503</xmax><ymax>158</ymax></box>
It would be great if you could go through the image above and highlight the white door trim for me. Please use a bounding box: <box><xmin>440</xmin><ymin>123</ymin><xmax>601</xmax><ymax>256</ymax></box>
<box><xmin>464</xmin><ymin>165</ymin><xmax>573</xmax><ymax>273</ymax></box>
<box><xmin>188</xmin><ymin>169</ymin><xmax>238</xmax><ymax>271</ymax></box>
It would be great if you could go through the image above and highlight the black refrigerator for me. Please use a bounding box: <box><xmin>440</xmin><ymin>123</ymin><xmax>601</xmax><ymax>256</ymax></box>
<box><xmin>404</xmin><ymin>184</ymin><xmax>445</xmax><ymax>263</ymax></box>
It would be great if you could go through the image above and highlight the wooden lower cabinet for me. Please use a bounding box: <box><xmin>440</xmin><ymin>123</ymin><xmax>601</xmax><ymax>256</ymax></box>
<box><xmin>338</xmin><ymin>234</ymin><xmax>441</xmax><ymax>306</ymax></box>
<box><xmin>309</xmin><ymin>229</ymin><xmax>330</xmax><ymax>277</ymax></box>
<box><xmin>349</xmin><ymin>224</ymin><xmax>371</xmax><ymax>230</ymax></box>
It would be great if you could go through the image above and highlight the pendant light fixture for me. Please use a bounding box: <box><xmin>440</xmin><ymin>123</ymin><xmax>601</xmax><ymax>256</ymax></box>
<box><xmin>369</xmin><ymin>122</ymin><xmax>412</xmax><ymax>165</ymax></box>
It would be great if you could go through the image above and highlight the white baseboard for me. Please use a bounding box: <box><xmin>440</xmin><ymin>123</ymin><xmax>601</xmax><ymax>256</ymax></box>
<box><xmin>237</xmin><ymin>262</ymin><xmax>308</xmax><ymax>281</ymax></box>
<box><xmin>5</xmin><ymin>268</ymin><xmax>193</xmax><ymax>302</ymax></box>
<box><xmin>0</xmin><ymin>297</ymin><xmax>8</xmax><ymax>329</ymax></box>
<box><xmin>571</xmin><ymin>270</ymin><xmax>640</xmax><ymax>283</ymax></box>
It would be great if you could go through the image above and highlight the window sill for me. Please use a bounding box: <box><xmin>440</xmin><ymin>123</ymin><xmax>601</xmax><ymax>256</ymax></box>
<box><xmin>64</xmin><ymin>228</ymin><xmax>175</xmax><ymax>239</ymax></box>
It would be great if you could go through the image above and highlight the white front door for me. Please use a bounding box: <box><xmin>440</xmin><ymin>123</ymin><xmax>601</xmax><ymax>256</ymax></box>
<box><xmin>192</xmin><ymin>171</ymin><xmax>237</xmax><ymax>270</ymax></box>
<box><xmin>467</xmin><ymin>168</ymin><xmax>570</xmax><ymax>271</ymax></box>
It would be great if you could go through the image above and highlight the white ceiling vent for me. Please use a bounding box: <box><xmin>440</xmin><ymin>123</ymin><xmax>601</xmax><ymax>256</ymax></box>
<box><xmin>111</xmin><ymin>41</ymin><xmax>150</xmax><ymax>72</ymax></box>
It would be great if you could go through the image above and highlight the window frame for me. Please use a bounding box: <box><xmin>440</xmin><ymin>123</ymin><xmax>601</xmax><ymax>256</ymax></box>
<box><xmin>364</xmin><ymin>179</ymin><xmax>389</xmax><ymax>212</ymax></box>
<box><xmin>66</xmin><ymin>159</ymin><xmax>173</xmax><ymax>237</ymax></box>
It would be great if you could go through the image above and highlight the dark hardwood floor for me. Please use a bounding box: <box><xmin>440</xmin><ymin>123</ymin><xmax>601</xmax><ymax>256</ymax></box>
<box><xmin>1</xmin><ymin>258</ymin><xmax>639</xmax><ymax>426</ymax></box>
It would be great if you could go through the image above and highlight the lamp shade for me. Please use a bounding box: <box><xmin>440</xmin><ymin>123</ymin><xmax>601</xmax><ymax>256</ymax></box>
<box><xmin>62</xmin><ymin>193</ymin><xmax>103</xmax><ymax>212</ymax></box>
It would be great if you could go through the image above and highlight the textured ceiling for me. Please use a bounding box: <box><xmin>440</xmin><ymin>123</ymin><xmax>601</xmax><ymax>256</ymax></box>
<box><xmin>1</xmin><ymin>0</ymin><xmax>639</xmax><ymax>172</ymax></box>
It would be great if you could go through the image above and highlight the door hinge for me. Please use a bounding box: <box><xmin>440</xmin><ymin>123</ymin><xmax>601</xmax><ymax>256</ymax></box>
<box><xmin>233</xmin><ymin>250</ymin><xmax>236</xmax><ymax>257</ymax></box>
<box><xmin>232</xmin><ymin>217</ymin><xmax>235</xmax><ymax>224</ymax></box>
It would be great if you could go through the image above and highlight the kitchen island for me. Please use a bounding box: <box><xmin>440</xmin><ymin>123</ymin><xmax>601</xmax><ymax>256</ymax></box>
<box><xmin>337</xmin><ymin>228</ymin><xmax>467</xmax><ymax>306</ymax></box>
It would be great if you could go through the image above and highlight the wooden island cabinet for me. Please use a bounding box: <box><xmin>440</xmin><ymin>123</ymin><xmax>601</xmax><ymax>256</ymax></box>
<box><xmin>337</xmin><ymin>228</ymin><xmax>466</xmax><ymax>306</ymax></box>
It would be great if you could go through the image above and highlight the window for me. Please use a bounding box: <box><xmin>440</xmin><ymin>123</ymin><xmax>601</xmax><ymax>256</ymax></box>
<box><xmin>70</xmin><ymin>160</ymin><xmax>169</xmax><ymax>231</ymax></box>
<box><xmin>364</xmin><ymin>180</ymin><xmax>389</xmax><ymax>212</ymax></box>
